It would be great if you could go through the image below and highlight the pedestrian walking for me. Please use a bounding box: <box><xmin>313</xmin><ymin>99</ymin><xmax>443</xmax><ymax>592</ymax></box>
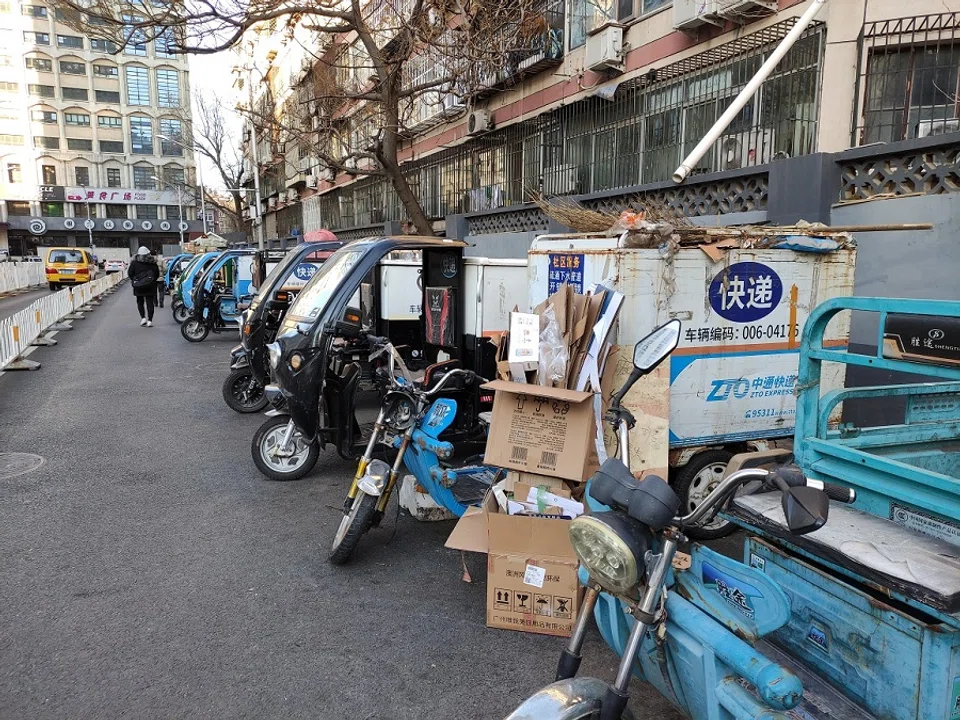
<box><xmin>128</xmin><ymin>246</ymin><xmax>161</xmax><ymax>327</ymax></box>
<box><xmin>155</xmin><ymin>255</ymin><xmax>167</xmax><ymax>308</ymax></box>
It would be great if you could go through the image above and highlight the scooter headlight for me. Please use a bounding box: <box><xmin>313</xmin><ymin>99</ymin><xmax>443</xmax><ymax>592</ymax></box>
<box><xmin>267</xmin><ymin>341</ymin><xmax>282</xmax><ymax>370</ymax></box>
<box><xmin>382</xmin><ymin>391</ymin><xmax>417</xmax><ymax>431</ymax></box>
<box><xmin>357</xmin><ymin>459</ymin><xmax>391</xmax><ymax>496</ymax></box>
<box><xmin>569</xmin><ymin>513</ymin><xmax>651</xmax><ymax>596</ymax></box>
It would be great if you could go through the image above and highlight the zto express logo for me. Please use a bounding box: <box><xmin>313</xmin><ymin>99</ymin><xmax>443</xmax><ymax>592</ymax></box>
<box><xmin>708</xmin><ymin>262</ymin><xmax>782</xmax><ymax>323</ymax></box>
<box><xmin>293</xmin><ymin>263</ymin><xmax>318</xmax><ymax>281</ymax></box>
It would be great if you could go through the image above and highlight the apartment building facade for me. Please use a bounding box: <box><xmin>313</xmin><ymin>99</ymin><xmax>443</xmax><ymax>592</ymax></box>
<box><xmin>235</xmin><ymin>0</ymin><xmax>960</xmax><ymax>239</ymax></box>
<box><xmin>0</xmin><ymin>1</ymin><xmax>202</xmax><ymax>257</ymax></box>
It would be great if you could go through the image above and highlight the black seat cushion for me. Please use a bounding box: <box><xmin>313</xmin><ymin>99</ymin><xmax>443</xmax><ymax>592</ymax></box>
<box><xmin>730</xmin><ymin>494</ymin><xmax>960</xmax><ymax>614</ymax></box>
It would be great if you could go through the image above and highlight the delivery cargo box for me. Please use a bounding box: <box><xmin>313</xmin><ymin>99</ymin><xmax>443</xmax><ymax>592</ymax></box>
<box><xmin>446</xmin><ymin>491</ymin><xmax>580</xmax><ymax>637</ymax></box>
<box><xmin>528</xmin><ymin>230</ymin><xmax>857</xmax><ymax>450</ymax></box>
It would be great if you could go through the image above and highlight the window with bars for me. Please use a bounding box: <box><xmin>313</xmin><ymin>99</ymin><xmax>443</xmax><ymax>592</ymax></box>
<box><xmin>25</xmin><ymin>57</ymin><xmax>52</xmax><ymax>71</ymax></box>
<box><xmin>137</xmin><ymin>204</ymin><xmax>158</xmax><ymax>219</ymax></box>
<box><xmin>156</xmin><ymin>69</ymin><xmax>180</xmax><ymax>107</ymax></box>
<box><xmin>65</xmin><ymin>112</ymin><xmax>90</xmax><ymax>126</ymax></box>
<box><xmin>75</xmin><ymin>166</ymin><xmax>89</xmax><ymax>185</ymax></box>
<box><xmin>164</xmin><ymin>204</ymin><xmax>181</xmax><ymax>219</ymax></box>
<box><xmin>107</xmin><ymin>168</ymin><xmax>121</xmax><ymax>186</ymax></box>
<box><xmin>133</xmin><ymin>165</ymin><xmax>156</xmax><ymax>188</ymax></box>
<box><xmin>164</xmin><ymin>166</ymin><xmax>185</xmax><ymax>186</ymax></box>
<box><xmin>94</xmin><ymin>64</ymin><xmax>118</xmax><ymax>78</ymax></box>
<box><xmin>126</xmin><ymin>66</ymin><xmax>150</xmax><ymax>105</ymax></box>
<box><xmin>60</xmin><ymin>60</ymin><xmax>86</xmax><ymax>75</ymax></box>
<box><xmin>860</xmin><ymin>27</ymin><xmax>960</xmax><ymax>143</ymax></box>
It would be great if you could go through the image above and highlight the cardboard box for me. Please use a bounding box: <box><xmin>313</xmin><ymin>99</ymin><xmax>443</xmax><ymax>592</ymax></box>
<box><xmin>446</xmin><ymin>493</ymin><xmax>580</xmax><ymax>637</ymax></box>
<box><xmin>504</xmin><ymin>471</ymin><xmax>569</xmax><ymax>496</ymax></box>
<box><xmin>482</xmin><ymin>380</ymin><xmax>599</xmax><ymax>482</ymax></box>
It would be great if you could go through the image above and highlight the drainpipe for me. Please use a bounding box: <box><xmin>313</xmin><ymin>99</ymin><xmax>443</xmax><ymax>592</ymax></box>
<box><xmin>672</xmin><ymin>0</ymin><xmax>830</xmax><ymax>184</ymax></box>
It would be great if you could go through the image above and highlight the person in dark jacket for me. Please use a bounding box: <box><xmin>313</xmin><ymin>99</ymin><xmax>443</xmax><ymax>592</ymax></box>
<box><xmin>128</xmin><ymin>246</ymin><xmax>161</xmax><ymax>327</ymax></box>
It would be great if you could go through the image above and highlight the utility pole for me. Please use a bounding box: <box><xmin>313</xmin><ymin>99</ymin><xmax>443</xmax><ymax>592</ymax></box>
<box><xmin>246</xmin><ymin>63</ymin><xmax>265</xmax><ymax>251</ymax></box>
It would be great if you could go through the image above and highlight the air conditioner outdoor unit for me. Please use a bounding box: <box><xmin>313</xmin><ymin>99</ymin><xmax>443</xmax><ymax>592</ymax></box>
<box><xmin>585</xmin><ymin>25</ymin><xmax>624</xmax><ymax>73</ymax></box>
<box><xmin>717</xmin><ymin>0</ymin><xmax>776</xmax><ymax>18</ymax></box>
<box><xmin>718</xmin><ymin>130</ymin><xmax>775</xmax><ymax>171</ymax></box>
<box><xmin>344</xmin><ymin>157</ymin><xmax>357</xmax><ymax>169</ymax></box>
<box><xmin>542</xmin><ymin>165</ymin><xmax>579</xmax><ymax>196</ymax></box>
<box><xmin>267</xmin><ymin>196</ymin><xmax>277</xmax><ymax>209</ymax></box>
<box><xmin>917</xmin><ymin>119</ymin><xmax>960</xmax><ymax>138</ymax></box>
<box><xmin>306</xmin><ymin>174</ymin><xmax>319</xmax><ymax>188</ymax></box>
<box><xmin>673</xmin><ymin>0</ymin><xmax>723</xmax><ymax>30</ymax></box>
<box><xmin>467</xmin><ymin>109</ymin><xmax>492</xmax><ymax>135</ymax></box>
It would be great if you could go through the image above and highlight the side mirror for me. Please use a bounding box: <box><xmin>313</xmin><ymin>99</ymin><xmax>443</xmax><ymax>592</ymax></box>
<box><xmin>633</xmin><ymin>319</ymin><xmax>682</xmax><ymax>372</ymax></box>
<box><xmin>782</xmin><ymin>486</ymin><xmax>829</xmax><ymax>535</ymax></box>
<box><xmin>334</xmin><ymin>306</ymin><xmax>363</xmax><ymax>338</ymax></box>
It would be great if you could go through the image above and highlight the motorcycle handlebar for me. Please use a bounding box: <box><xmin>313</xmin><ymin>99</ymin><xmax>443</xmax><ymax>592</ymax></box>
<box><xmin>423</xmin><ymin>369</ymin><xmax>474</xmax><ymax>397</ymax></box>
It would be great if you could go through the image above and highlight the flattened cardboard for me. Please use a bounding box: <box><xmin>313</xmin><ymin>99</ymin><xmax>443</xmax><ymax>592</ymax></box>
<box><xmin>504</xmin><ymin>471</ymin><xmax>568</xmax><ymax>495</ymax></box>
<box><xmin>482</xmin><ymin>380</ymin><xmax>599</xmax><ymax>482</ymax></box>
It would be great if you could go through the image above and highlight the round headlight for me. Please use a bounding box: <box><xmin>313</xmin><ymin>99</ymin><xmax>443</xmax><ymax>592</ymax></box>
<box><xmin>357</xmin><ymin>458</ymin><xmax>391</xmax><ymax>495</ymax></box>
<box><xmin>569</xmin><ymin>513</ymin><xmax>650</xmax><ymax>596</ymax></box>
<box><xmin>289</xmin><ymin>352</ymin><xmax>304</xmax><ymax>371</ymax></box>
<box><xmin>383</xmin><ymin>391</ymin><xmax>417</xmax><ymax>431</ymax></box>
<box><xmin>267</xmin><ymin>342</ymin><xmax>281</xmax><ymax>370</ymax></box>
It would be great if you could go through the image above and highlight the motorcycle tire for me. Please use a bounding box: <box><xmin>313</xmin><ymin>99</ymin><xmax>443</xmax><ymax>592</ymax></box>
<box><xmin>672</xmin><ymin>449</ymin><xmax>737</xmax><ymax>541</ymax></box>
<box><xmin>251</xmin><ymin>415</ymin><xmax>319</xmax><ymax>482</ymax></box>
<box><xmin>180</xmin><ymin>317</ymin><xmax>209</xmax><ymax>343</ymax></box>
<box><xmin>172</xmin><ymin>303</ymin><xmax>190</xmax><ymax>324</ymax></box>
<box><xmin>222</xmin><ymin>367</ymin><xmax>268</xmax><ymax>413</ymax></box>
<box><xmin>329</xmin><ymin>491</ymin><xmax>379</xmax><ymax>565</ymax></box>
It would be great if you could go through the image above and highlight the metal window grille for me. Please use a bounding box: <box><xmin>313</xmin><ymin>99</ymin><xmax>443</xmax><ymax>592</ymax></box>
<box><xmin>855</xmin><ymin>12</ymin><xmax>960</xmax><ymax>144</ymax></box>
<box><xmin>133</xmin><ymin>166</ymin><xmax>156</xmax><ymax>189</ymax></box>
<box><xmin>311</xmin><ymin>19</ymin><xmax>822</xmax><ymax>228</ymax></box>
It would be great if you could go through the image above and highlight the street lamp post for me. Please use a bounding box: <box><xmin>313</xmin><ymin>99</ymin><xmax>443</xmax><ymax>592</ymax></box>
<box><xmin>156</xmin><ymin>133</ymin><xmax>208</xmax><ymax>235</ymax></box>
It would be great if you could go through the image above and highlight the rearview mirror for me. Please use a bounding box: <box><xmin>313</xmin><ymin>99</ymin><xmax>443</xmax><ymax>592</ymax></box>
<box><xmin>782</xmin><ymin>486</ymin><xmax>829</xmax><ymax>535</ymax></box>
<box><xmin>633</xmin><ymin>319</ymin><xmax>682</xmax><ymax>372</ymax></box>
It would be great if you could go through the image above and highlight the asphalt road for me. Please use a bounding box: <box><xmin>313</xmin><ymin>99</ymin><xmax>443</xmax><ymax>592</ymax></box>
<box><xmin>0</xmin><ymin>286</ymin><xmax>50</xmax><ymax>323</ymax></box>
<box><xmin>0</xmin><ymin>288</ymin><xmax>685</xmax><ymax>720</ymax></box>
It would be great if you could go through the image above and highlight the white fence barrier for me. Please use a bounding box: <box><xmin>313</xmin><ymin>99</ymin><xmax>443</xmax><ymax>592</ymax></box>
<box><xmin>0</xmin><ymin>262</ymin><xmax>46</xmax><ymax>294</ymax></box>
<box><xmin>0</xmin><ymin>273</ymin><xmax>124</xmax><ymax>370</ymax></box>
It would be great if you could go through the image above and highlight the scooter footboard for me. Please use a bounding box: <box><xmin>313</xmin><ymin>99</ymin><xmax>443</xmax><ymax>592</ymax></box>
<box><xmin>592</xmin><ymin>589</ymin><xmax>804</xmax><ymax>719</ymax></box>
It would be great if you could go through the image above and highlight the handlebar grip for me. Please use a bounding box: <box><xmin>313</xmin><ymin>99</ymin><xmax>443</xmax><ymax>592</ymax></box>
<box><xmin>808</xmin><ymin>479</ymin><xmax>857</xmax><ymax>504</ymax></box>
<box><xmin>770</xmin><ymin>464</ymin><xmax>806</xmax><ymax>489</ymax></box>
<box><xmin>365</xmin><ymin>334</ymin><xmax>389</xmax><ymax>346</ymax></box>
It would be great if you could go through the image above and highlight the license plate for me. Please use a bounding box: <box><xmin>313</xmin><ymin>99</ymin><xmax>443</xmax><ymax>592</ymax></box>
<box><xmin>59</xmin><ymin>269</ymin><xmax>75</xmax><ymax>274</ymax></box>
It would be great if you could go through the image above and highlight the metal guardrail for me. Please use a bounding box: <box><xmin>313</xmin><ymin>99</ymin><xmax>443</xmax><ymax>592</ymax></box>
<box><xmin>0</xmin><ymin>262</ymin><xmax>46</xmax><ymax>294</ymax></box>
<box><xmin>0</xmin><ymin>272</ymin><xmax>124</xmax><ymax>371</ymax></box>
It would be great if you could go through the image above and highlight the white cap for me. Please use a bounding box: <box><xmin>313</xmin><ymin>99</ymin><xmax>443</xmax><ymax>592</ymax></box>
<box><xmin>137</xmin><ymin>246</ymin><xmax>150</xmax><ymax>255</ymax></box>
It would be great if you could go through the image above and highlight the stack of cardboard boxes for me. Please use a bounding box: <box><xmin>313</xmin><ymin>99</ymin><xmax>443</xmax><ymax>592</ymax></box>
<box><xmin>447</xmin><ymin>283</ymin><xmax>623</xmax><ymax>637</ymax></box>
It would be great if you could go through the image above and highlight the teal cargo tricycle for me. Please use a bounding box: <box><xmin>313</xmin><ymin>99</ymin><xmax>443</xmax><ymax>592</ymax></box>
<box><xmin>509</xmin><ymin>296</ymin><xmax>960</xmax><ymax>720</ymax></box>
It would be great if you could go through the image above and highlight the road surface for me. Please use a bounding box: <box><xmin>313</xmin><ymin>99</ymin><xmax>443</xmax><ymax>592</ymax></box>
<box><xmin>0</xmin><ymin>290</ymin><xmax>685</xmax><ymax>719</ymax></box>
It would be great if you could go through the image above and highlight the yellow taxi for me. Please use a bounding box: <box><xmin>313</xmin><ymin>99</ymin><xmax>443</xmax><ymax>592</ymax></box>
<box><xmin>45</xmin><ymin>246</ymin><xmax>98</xmax><ymax>290</ymax></box>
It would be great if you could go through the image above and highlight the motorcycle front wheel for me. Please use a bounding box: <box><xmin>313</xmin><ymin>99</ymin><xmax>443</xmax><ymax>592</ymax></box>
<box><xmin>252</xmin><ymin>415</ymin><xmax>319</xmax><ymax>481</ymax></box>
<box><xmin>329</xmin><ymin>491</ymin><xmax>378</xmax><ymax>565</ymax></box>
<box><xmin>222</xmin><ymin>367</ymin><xmax>267</xmax><ymax>413</ymax></box>
<box><xmin>180</xmin><ymin>317</ymin><xmax>209</xmax><ymax>342</ymax></box>
<box><xmin>172</xmin><ymin>303</ymin><xmax>190</xmax><ymax>324</ymax></box>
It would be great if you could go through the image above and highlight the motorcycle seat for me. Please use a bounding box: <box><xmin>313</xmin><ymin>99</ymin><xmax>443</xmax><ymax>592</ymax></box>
<box><xmin>422</xmin><ymin>359</ymin><xmax>462</xmax><ymax>391</ymax></box>
<box><xmin>730</xmin><ymin>494</ymin><xmax>960</xmax><ymax>613</ymax></box>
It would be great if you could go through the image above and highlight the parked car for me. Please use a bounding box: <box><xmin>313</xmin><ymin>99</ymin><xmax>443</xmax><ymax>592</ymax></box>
<box><xmin>44</xmin><ymin>247</ymin><xmax>98</xmax><ymax>290</ymax></box>
<box><xmin>104</xmin><ymin>259</ymin><xmax>125</xmax><ymax>274</ymax></box>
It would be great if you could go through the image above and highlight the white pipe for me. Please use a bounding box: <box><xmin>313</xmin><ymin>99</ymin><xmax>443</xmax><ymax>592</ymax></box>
<box><xmin>672</xmin><ymin>0</ymin><xmax>829</xmax><ymax>184</ymax></box>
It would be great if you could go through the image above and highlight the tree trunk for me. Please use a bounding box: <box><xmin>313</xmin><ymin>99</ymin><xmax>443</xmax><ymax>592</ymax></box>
<box><xmin>378</xmin><ymin>93</ymin><xmax>435</xmax><ymax>236</ymax></box>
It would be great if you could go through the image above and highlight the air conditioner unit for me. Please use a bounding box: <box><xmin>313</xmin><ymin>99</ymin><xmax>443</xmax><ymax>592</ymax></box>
<box><xmin>467</xmin><ymin>109</ymin><xmax>492</xmax><ymax>136</ymax></box>
<box><xmin>917</xmin><ymin>119</ymin><xmax>960</xmax><ymax>138</ymax></box>
<box><xmin>287</xmin><ymin>189</ymin><xmax>298</xmax><ymax>202</ymax></box>
<box><xmin>585</xmin><ymin>25</ymin><xmax>624</xmax><ymax>73</ymax></box>
<box><xmin>542</xmin><ymin>165</ymin><xmax>579</xmax><ymax>196</ymax></box>
<box><xmin>267</xmin><ymin>196</ymin><xmax>277</xmax><ymax>209</ymax></box>
<box><xmin>673</xmin><ymin>0</ymin><xmax>723</xmax><ymax>30</ymax></box>
<box><xmin>718</xmin><ymin>130</ymin><xmax>775</xmax><ymax>171</ymax></box>
<box><xmin>344</xmin><ymin>157</ymin><xmax>357</xmax><ymax>170</ymax></box>
<box><xmin>717</xmin><ymin>0</ymin><xmax>776</xmax><ymax>18</ymax></box>
<box><xmin>306</xmin><ymin>174</ymin><xmax>319</xmax><ymax>188</ymax></box>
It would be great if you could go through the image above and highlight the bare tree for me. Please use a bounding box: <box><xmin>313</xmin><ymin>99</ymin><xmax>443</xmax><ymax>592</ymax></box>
<box><xmin>51</xmin><ymin>0</ymin><xmax>551</xmax><ymax>235</ymax></box>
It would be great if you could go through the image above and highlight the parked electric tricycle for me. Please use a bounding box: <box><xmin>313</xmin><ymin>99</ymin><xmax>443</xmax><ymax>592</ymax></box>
<box><xmin>180</xmin><ymin>249</ymin><xmax>255</xmax><ymax>342</ymax></box>
<box><xmin>224</xmin><ymin>240</ymin><xmax>344</xmax><ymax>413</ymax></box>
<box><xmin>163</xmin><ymin>252</ymin><xmax>193</xmax><ymax>293</ymax></box>
<box><xmin>251</xmin><ymin>237</ymin><xmax>498</xmax><ymax>482</ymax></box>
<box><xmin>171</xmin><ymin>251</ymin><xmax>219</xmax><ymax>323</ymax></box>
<box><xmin>328</xmin><ymin>337</ymin><xmax>497</xmax><ymax>564</ymax></box>
<box><xmin>510</xmin><ymin>297</ymin><xmax>960</xmax><ymax>720</ymax></box>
